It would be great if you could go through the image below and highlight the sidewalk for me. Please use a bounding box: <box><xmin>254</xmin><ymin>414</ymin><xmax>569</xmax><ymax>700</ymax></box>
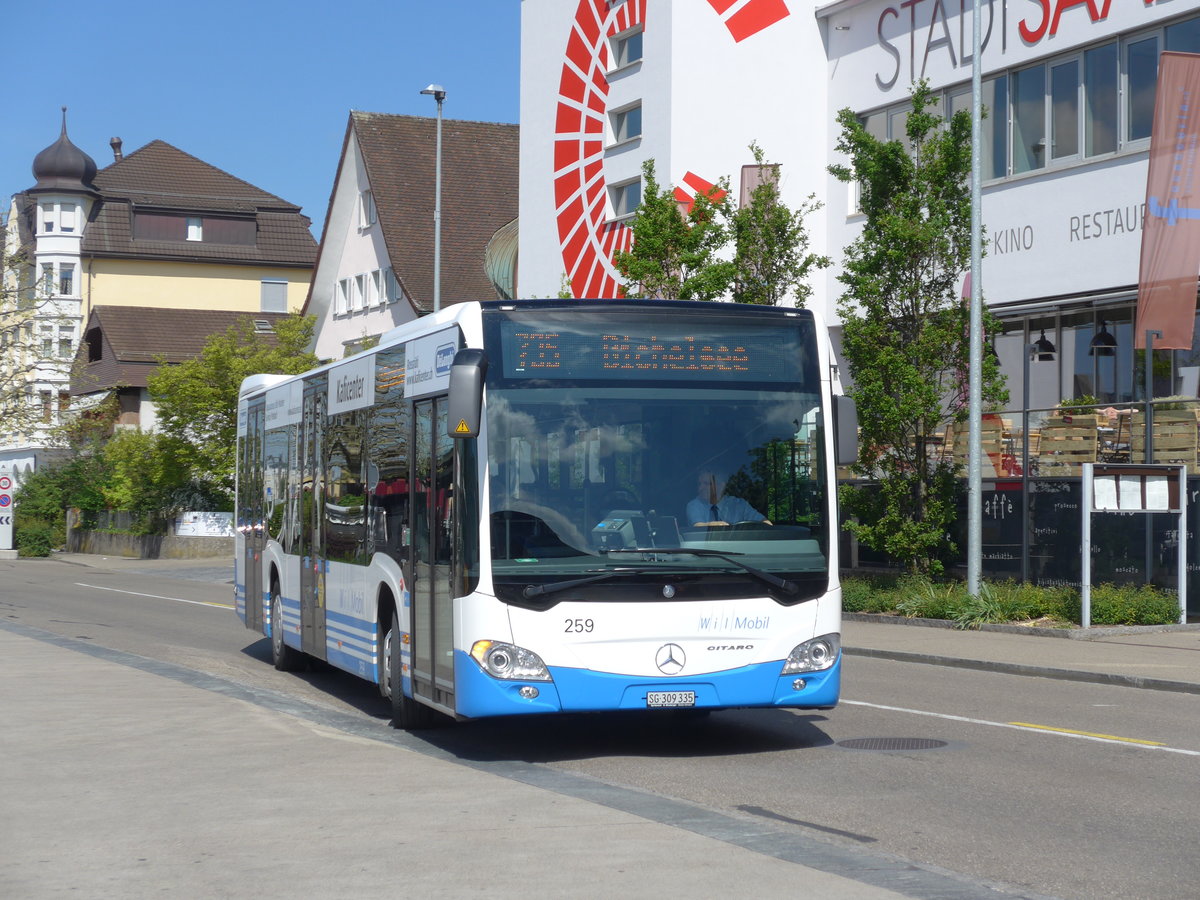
<box><xmin>844</xmin><ymin>614</ymin><xmax>1200</xmax><ymax>694</ymax></box>
<box><xmin>1</xmin><ymin>623</ymin><xmax>1020</xmax><ymax>900</ymax></box>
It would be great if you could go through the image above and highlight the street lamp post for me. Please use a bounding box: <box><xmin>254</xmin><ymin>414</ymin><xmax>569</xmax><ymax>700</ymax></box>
<box><xmin>1144</xmin><ymin>328</ymin><xmax>1162</xmax><ymax>586</ymax></box>
<box><xmin>420</xmin><ymin>84</ymin><xmax>446</xmax><ymax>313</ymax></box>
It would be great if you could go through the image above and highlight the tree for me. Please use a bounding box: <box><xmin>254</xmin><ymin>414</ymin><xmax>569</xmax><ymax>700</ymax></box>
<box><xmin>148</xmin><ymin>314</ymin><xmax>319</xmax><ymax>498</ymax></box>
<box><xmin>0</xmin><ymin>231</ymin><xmax>77</xmax><ymax>443</ymax></box>
<box><xmin>731</xmin><ymin>143</ymin><xmax>829</xmax><ymax>306</ymax></box>
<box><xmin>828</xmin><ymin>81</ymin><xmax>1008</xmax><ymax>575</ymax></box>
<box><xmin>613</xmin><ymin>159</ymin><xmax>735</xmax><ymax>300</ymax></box>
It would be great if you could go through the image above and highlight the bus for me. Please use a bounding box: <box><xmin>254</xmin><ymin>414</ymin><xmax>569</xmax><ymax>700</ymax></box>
<box><xmin>235</xmin><ymin>299</ymin><xmax>856</xmax><ymax>728</ymax></box>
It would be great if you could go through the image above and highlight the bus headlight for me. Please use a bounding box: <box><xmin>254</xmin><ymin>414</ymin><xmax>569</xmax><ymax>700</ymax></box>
<box><xmin>781</xmin><ymin>634</ymin><xmax>840</xmax><ymax>675</ymax></box>
<box><xmin>470</xmin><ymin>640</ymin><xmax>552</xmax><ymax>682</ymax></box>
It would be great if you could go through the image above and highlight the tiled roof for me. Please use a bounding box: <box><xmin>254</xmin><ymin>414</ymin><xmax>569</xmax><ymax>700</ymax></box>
<box><xmin>72</xmin><ymin>305</ymin><xmax>293</xmax><ymax>393</ymax></box>
<box><xmin>80</xmin><ymin>140</ymin><xmax>317</xmax><ymax>266</ymax></box>
<box><xmin>349</xmin><ymin>112</ymin><xmax>519</xmax><ymax>313</ymax></box>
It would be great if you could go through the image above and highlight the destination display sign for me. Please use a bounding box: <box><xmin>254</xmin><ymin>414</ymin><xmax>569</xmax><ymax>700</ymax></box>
<box><xmin>499</xmin><ymin>322</ymin><xmax>802</xmax><ymax>382</ymax></box>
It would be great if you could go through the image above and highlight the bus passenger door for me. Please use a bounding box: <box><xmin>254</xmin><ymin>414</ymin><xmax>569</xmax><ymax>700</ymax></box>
<box><xmin>299</xmin><ymin>380</ymin><xmax>327</xmax><ymax>658</ymax></box>
<box><xmin>412</xmin><ymin>397</ymin><xmax>455</xmax><ymax>711</ymax></box>
<box><xmin>243</xmin><ymin>401</ymin><xmax>265</xmax><ymax>632</ymax></box>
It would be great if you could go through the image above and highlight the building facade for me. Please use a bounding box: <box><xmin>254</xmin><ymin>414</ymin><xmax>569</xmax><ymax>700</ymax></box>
<box><xmin>521</xmin><ymin>0</ymin><xmax>1200</xmax><ymax>417</ymax></box>
<box><xmin>304</xmin><ymin>112</ymin><xmax>519</xmax><ymax>362</ymax></box>
<box><xmin>1</xmin><ymin>120</ymin><xmax>318</xmax><ymax>482</ymax></box>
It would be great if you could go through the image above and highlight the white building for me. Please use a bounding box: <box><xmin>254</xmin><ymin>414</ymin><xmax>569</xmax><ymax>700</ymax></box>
<box><xmin>304</xmin><ymin>112</ymin><xmax>519</xmax><ymax>362</ymax></box>
<box><xmin>520</xmin><ymin>0</ymin><xmax>1200</xmax><ymax>418</ymax></box>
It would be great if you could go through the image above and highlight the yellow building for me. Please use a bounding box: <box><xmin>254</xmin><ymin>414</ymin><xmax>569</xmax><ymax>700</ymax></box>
<box><xmin>1</xmin><ymin>120</ymin><xmax>317</xmax><ymax>478</ymax></box>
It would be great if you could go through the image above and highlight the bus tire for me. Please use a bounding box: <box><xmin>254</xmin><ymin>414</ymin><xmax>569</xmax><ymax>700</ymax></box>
<box><xmin>270</xmin><ymin>584</ymin><xmax>304</xmax><ymax>672</ymax></box>
<box><xmin>389</xmin><ymin>609</ymin><xmax>434</xmax><ymax>730</ymax></box>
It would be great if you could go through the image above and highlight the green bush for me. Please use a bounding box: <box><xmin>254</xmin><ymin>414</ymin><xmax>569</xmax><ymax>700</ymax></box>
<box><xmin>841</xmin><ymin>574</ymin><xmax>899</xmax><ymax>613</ymax></box>
<box><xmin>15</xmin><ymin>522</ymin><xmax>58</xmax><ymax>557</ymax></box>
<box><xmin>895</xmin><ymin>575</ymin><xmax>962</xmax><ymax>620</ymax></box>
<box><xmin>1087</xmin><ymin>583</ymin><xmax>1180</xmax><ymax>626</ymax></box>
<box><xmin>840</xmin><ymin>575</ymin><xmax>1178</xmax><ymax>628</ymax></box>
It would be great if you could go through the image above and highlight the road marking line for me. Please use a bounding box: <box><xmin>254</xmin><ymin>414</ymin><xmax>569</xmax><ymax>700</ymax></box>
<box><xmin>842</xmin><ymin>699</ymin><xmax>1200</xmax><ymax>757</ymax></box>
<box><xmin>76</xmin><ymin>582</ymin><xmax>234</xmax><ymax>610</ymax></box>
<box><xmin>1009</xmin><ymin>722</ymin><xmax>1165</xmax><ymax>746</ymax></box>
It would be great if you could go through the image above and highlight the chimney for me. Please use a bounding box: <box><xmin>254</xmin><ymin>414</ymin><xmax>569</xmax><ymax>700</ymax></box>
<box><xmin>110</xmin><ymin>137</ymin><xmax>123</xmax><ymax>162</ymax></box>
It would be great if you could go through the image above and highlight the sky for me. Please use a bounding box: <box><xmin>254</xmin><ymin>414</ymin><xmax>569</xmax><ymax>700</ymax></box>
<box><xmin>1</xmin><ymin>0</ymin><xmax>521</xmax><ymax>238</ymax></box>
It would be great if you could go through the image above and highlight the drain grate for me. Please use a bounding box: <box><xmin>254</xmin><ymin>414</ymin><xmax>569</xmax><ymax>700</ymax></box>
<box><xmin>836</xmin><ymin>737</ymin><xmax>948</xmax><ymax>751</ymax></box>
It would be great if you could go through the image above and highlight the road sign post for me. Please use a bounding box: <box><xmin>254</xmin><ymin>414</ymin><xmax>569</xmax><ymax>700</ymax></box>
<box><xmin>1081</xmin><ymin>464</ymin><xmax>1187</xmax><ymax>627</ymax></box>
<box><xmin>0</xmin><ymin>469</ymin><xmax>15</xmax><ymax>558</ymax></box>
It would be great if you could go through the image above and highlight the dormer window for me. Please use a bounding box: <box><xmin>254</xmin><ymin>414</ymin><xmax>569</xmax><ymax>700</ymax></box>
<box><xmin>186</xmin><ymin>217</ymin><xmax>203</xmax><ymax>241</ymax></box>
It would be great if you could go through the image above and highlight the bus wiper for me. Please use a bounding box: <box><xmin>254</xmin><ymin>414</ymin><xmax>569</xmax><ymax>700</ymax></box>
<box><xmin>602</xmin><ymin>547</ymin><xmax>799</xmax><ymax>595</ymax></box>
<box><xmin>522</xmin><ymin>567</ymin><xmax>651</xmax><ymax>600</ymax></box>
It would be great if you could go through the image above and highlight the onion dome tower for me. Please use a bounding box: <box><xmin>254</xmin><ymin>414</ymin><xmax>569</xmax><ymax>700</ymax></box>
<box><xmin>30</xmin><ymin>108</ymin><xmax>98</xmax><ymax>195</ymax></box>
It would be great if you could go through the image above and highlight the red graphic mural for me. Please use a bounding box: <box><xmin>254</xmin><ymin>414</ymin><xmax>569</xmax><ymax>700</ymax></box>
<box><xmin>673</xmin><ymin>172</ymin><xmax>728</xmax><ymax>214</ymax></box>
<box><xmin>554</xmin><ymin>0</ymin><xmax>790</xmax><ymax>298</ymax></box>
<box><xmin>707</xmin><ymin>0</ymin><xmax>790</xmax><ymax>43</ymax></box>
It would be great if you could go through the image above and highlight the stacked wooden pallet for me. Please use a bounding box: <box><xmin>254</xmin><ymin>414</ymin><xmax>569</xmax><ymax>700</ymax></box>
<box><xmin>1036</xmin><ymin>414</ymin><xmax>1099</xmax><ymax>476</ymax></box>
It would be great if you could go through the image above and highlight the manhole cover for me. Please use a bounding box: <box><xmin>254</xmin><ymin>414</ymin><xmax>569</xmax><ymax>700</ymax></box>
<box><xmin>837</xmin><ymin>737</ymin><xmax>948</xmax><ymax>751</ymax></box>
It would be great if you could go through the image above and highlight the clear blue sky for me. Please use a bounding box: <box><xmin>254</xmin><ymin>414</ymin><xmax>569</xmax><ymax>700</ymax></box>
<box><xmin>1</xmin><ymin>0</ymin><xmax>520</xmax><ymax>238</ymax></box>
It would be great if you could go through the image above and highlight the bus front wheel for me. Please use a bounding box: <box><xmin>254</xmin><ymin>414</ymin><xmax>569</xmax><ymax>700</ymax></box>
<box><xmin>388</xmin><ymin>610</ymin><xmax>434</xmax><ymax>730</ymax></box>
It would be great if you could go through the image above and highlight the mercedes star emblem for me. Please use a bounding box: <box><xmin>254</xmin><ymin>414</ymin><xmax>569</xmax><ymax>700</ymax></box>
<box><xmin>655</xmin><ymin>643</ymin><xmax>685</xmax><ymax>675</ymax></box>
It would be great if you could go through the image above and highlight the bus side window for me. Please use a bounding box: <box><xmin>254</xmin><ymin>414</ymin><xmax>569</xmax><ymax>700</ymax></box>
<box><xmin>369</xmin><ymin>348</ymin><xmax>410</xmax><ymax>563</ymax></box>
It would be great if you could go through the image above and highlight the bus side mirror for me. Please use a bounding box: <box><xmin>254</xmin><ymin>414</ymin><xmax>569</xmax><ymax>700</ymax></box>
<box><xmin>447</xmin><ymin>348</ymin><xmax>488</xmax><ymax>439</ymax></box>
<box><xmin>834</xmin><ymin>395</ymin><xmax>858</xmax><ymax>466</ymax></box>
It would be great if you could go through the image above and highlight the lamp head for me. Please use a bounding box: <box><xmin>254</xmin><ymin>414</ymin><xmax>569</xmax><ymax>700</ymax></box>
<box><xmin>1033</xmin><ymin>329</ymin><xmax>1056</xmax><ymax>361</ymax></box>
<box><xmin>1089</xmin><ymin>320</ymin><xmax>1117</xmax><ymax>357</ymax></box>
<box><xmin>420</xmin><ymin>84</ymin><xmax>447</xmax><ymax>103</ymax></box>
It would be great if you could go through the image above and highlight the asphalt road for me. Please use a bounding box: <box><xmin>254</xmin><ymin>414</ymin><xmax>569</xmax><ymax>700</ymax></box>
<box><xmin>4</xmin><ymin>557</ymin><xmax>1199</xmax><ymax>899</ymax></box>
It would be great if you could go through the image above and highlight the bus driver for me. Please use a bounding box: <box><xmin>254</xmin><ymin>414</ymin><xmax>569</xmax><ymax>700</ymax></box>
<box><xmin>687</xmin><ymin>469</ymin><xmax>770</xmax><ymax>526</ymax></box>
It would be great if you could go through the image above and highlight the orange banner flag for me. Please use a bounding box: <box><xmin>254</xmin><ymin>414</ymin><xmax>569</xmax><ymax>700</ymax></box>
<box><xmin>1135</xmin><ymin>52</ymin><xmax>1200</xmax><ymax>350</ymax></box>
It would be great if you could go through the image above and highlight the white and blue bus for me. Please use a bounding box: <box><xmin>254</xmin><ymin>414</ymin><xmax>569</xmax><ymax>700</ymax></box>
<box><xmin>235</xmin><ymin>299</ymin><xmax>856</xmax><ymax>728</ymax></box>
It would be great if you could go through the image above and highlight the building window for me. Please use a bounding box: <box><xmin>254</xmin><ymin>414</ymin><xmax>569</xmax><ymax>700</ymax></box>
<box><xmin>1049</xmin><ymin>58</ymin><xmax>1079</xmax><ymax>162</ymax></box>
<box><xmin>60</xmin><ymin>205</ymin><xmax>76</xmax><ymax>233</ymax></box>
<box><xmin>1126</xmin><ymin>35</ymin><xmax>1159</xmax><ymax>144</ymax></box>
<box><xmin>611</xmin><ymin>26</ymin><xmax>643</xmax><ymax>70</ymax></box>
<box><xmin>1084</xmin><ymin>43</ymin><xmax>1119</xmax><ymax>157</ymax></box>
<box><xmin>1012</xmin><ymin>63</ymin><xmax>1047</xmax><ymax>174</ymax></box>
<box><xmin>186</xmin><ymin>217</ymin><xmax>203</xmax><ymax>241</ymax></box>
<box><xmin>41</xmin><ymin>326</ymin><xmax>54</xmax><ymax>357</ymax></box>
<box><xmin>86</xmin><ymin>327</ymin><xmax>102</xmax><ymax>362</ymax></box>
<box><xmin>610</xmin><ymin>103</ymin><xmax>642</xmax><ymax>145</ymax></box>
<box><xmin>359</xmin><ymin>191</ymin><xmax>377</xmax><ymax>228</ymax></box>
<box><xmin>41</xmin><ymin>264</ymin><xmax>53</xmax><ymax>295</ymax></box>
<box><xmin>385</xmin><ymin>267</ymin><xmax>399</xmax><ymax>304</ymax></box>
<box><xmin>355</xmin><ymin>274</ymin><xmax>367</xmax><ymax>311</ymax></box>
<box><xmin>59</xmin><ymin>392</ymin><xmax>70</xmax><ymax>414</ymax></box>
<box><xmin>261</xmin><ymin>279</ymin><xmax>288</xmax><ymax>313</ymax></box>
<box><xmin>42</xmin><ymin>206</ymin><xmax>54</xmax><ymax>232</ymax></box>
<box><xmin>335</xmin><ymin>278</ymin><xmax>350</xmax><ymax>315</ymax></box>
<box><xmin>59</xmin><ymin>264</ymin><xmax>74</xmax><ymax>296</ymax></box>
<box><xmin>609</xmin><ymin>178</ymin><xmax>641</xmax><ymax>220</ymax></box>
<box><xmin>40</xmin><ymin>391</ymin><xmax>52</xmax><ymax>424</ymax></box>
<box><xmin>58</xmin><ymin>326</ymin><xmax>73</xmax><ymax>358</ymax></box>
<box><xmin>372</xmin><ymin>270</ymin><xmax>385</xmax><ymax>306</ymax></box>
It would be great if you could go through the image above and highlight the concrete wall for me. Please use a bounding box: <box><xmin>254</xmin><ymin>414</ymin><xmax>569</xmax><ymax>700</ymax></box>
<box><xmin>65</xmin><ymin>524</ymin><xmax>231</xmax><ymax>560</ymax></box>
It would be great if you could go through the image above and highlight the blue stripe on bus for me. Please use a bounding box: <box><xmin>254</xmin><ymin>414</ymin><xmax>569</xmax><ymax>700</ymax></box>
<box><xmin>325</xmin><ymin>612</ymin><xmax>379</xmax><ymax>682</ymax></box>
<box><xmin>452</xmin><ymin>651</ymin><xmax>841</xmax><ymax>719</ymax></box>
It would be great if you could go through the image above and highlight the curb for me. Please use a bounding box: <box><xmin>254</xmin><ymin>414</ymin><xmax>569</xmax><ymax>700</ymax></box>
<box><xmin>845</xmin><ymin>612</ymin><xmax>1200</xmax><ymax>640</ymax></box>
<box><xmin>842</xmin><ymin>646</ymin><xmax>1200</xmax><ymax>695</ymax></box>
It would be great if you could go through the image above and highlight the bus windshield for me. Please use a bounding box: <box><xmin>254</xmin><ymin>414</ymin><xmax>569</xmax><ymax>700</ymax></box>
<box><xmin>482</xmin><ymin>306</ymin><xmax>829</xmax><ymax>607</ymax></box>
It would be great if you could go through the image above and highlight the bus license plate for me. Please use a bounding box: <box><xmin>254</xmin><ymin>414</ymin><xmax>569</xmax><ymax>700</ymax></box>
<box><xmin>647</xmin><ymin>690</ymin><xmax>695</xmax><ymax>708</ymax></box>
